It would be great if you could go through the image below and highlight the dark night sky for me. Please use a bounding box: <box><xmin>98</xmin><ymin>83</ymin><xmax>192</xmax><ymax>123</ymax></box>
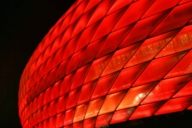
<box><xmin>0</xmin><ymin>0</ymin><xmax>74</xmax><ymax>127</ymax></box>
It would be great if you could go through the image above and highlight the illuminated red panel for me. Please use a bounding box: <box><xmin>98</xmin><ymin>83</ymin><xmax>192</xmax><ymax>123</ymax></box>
<box><xmin>142</xmin><ymin>75</ymin><xmax>192</xmax><ymax>104</ymax></box>
<box><xmin>173</xmin><ymin>80</ymin><xmax>192</xmax><ymax>97</ymax></box>
<box><xmin>51</xmin><ymin>81</ymin><xmax>60</xmax><ymax>100</ymax></box>
<box><xmin>65</xmin><ymin>125</ymin><xmax>73</xmax><ymax>128</ymax></box>
<box><xmin>70</xmin><ymin>2</ymin><xmax>87</xmax><ymax>26</ymax></box>
<box><xmin>56</xmin><ymin>113</ymin><xmax>64</xmax><ymax>128</ymax></box>
<box><xmin>59</xmin><ymin>75</ymin><xmax>72</xmax><ymax>96</ymax></box>
<box><xmin>70</xmin><ymin>66</ymin><xmax>89</xmax><ymax>90</ymax></box>
<box><xmin>73</xmin><ymin>122</ymin><xmax>83</xmax><ymax>128</ymax></box>
<box><xmin>129</xmin><ymin>102</ymin><xmax>163</xmax><ymax>120</ymax></box>
<box><xmin>108</xmin><ymin>0</ymin><xmax>133</xmax><ymax>14</ymax></box>
<box><xmin>49</xmin><ymin>117</ymin><xmax>56</xmax><ymax>128</ymax></box>
<box><xmin>95</xmin><ymin>113</ymin><xmax>112</xmax><ymax>128</ymax></box>
<box><xmin>64</xmin><ymin>109</ymin><xmax>75</xmax><ymax>126</ymax></box>
<box><xmin>143</xmin><ymin>0</ymin><xmax>181</xmax><ymax>18</ymax></box>
<box><xmin>126</xmin><ymin>31</ymin><xmax>176</xmax><ymax>67</ymax></box>
<box><xmin>65</xmin><ymin>51</ymin><xmax>81</xmax><ymax>73</ymax></box>
<box><xmin>114</xmin><ymin>0</ymin><xmax>155</xmax><ymax>30</ymax></box>
<box><xmin>79</xmin><ymin>41</ymin><xmax>102</xmax><ymax>66</ymax></box>
<box><xmin>86</xmin><ymin>0</ymin><xmax>112</xmax><ymax>26</ymax></box>
<box><xmin>151</xmin><ymin>2</ymin><xmax>192</xmax><ymax>36</ymax></box>
<box><xmin>157</xmin><ymin>25</ymin><xmax>192</xmax><ymax>57</ymax></box>
<box><xmin>91</xmin><ymin>72</ymin><xmax>118</xmax><ymax>99</ymax></box>
<box><xmin>83</xmin><ymin>0</ymin><xmax>100</xmax><ymax>13</ymax></box>
<box><xmin>180</xmin><ymin>0</ymin><xmax>192</xmax><ymax>4</ymax></box>
<box><xmin>42</xmin><ymin>106</ymin><xmax>48</xmax><ymax>123</ymax></box>
<box><xmin>83</xmin><ymin>118</ymin><xmax>95</xmax><ymax>128</ymax></box>
<box><xmin>110</xmin><ymin>108</ymin><xmax>135</xmax><ymax>124</ymax></box>
<box><xmin>121</xmin><ymin>13</ymin><xmax>167</xmax><ymax>47</ymax></box>
<box><xmin>77</xmin><ymin>82</ymin><xmax>96</xmax><ymax>104</ymax></box>
<box><xmin>18</xmin><ymin>0</ymin><xmax>192</xmax><ymax>127</ymax></box>
<box><xmin>62</xmin><ymin>38</ymin><xmax>77</xmax><ymax>62</ymax></box>
<box><xmin>134</xmin><ymin>53</ymin><xmax>185</xmax><ymax>86</ymax></box>
<box><xmin>84</xmin><ymin>56</ymin><xmax>111</xmax><ymax>83</ymax></box>
<box><xmin>109</xmin><ymin>63</ymin><xmax>148</xmax><ymax>93</ymax></box>
<box><xmin>96</xmin><ymin>27</ymin><xmax>130</xmax><ymax>58</ymax></box>
<box><xmin>48</xmin><ymin>101</ymin><xmax>57</xmax><ymax>117</ymax></box>
<box><xmin>188</xmin><ymin>105</ymin><xmax>192</xmax><ymax>110</ymax></box>
<box><xmin>91</xmin><ymin>9</ymin><xmax>125</xmax><ymax>42</ymax></box>
<box><xmin>66</xmin><ymin>89</ymin><xmax>80</xmax><ymax>109</ymax></box>
<box><xmin>165</xmin><ymin>50</ymin><xmax>192</xmax><ymax>78</ymax></box>
<box><xmin>75</xmin><ymin>24</ymin><xmax>98</xmax><ymax>51</ymax></box>
<box><xmin>155</xmin><ymin>96</ymin><xmax>192</xmax><ymax>115</ymax></box>
<box><xmin>101</xmin><ymin>44</ymin><xmax>138</xmax><ymax>76</ymax></box>
<box><xmin>71</xmin><ymin>14</ymin><xmax>89</xmax><ymax>38</ymax></box>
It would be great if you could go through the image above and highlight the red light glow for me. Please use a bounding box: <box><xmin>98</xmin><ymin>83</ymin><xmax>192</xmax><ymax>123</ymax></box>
<box><xmin>19</xmin><ymin>0</ymin><xmax>192</xmax><ymax>127</ymax></box>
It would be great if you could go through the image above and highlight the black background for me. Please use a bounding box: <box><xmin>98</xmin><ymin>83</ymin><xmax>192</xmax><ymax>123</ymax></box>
<box><xmin>0</xmin><ymin>0</ymin><xmax>74</xmax><ymax>127</ymax></box>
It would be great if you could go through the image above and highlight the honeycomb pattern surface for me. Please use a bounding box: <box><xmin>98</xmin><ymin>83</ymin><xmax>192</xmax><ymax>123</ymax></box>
<box><xmin>19</xmin><ymin>0</ymin><xmax>192</xmax><ymax>127</ymax></box>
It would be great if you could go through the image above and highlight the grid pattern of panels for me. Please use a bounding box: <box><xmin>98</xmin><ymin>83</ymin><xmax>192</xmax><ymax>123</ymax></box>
<box><xmin>18</xmin><ymin>0</ymin><xmax>192</xmax><ymax>127</ymax></box>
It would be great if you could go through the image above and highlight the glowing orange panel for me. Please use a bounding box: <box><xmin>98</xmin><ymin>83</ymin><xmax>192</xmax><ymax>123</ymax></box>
<box><xmin>85</xmin><ymin>99</ymin><xmax>104</xmax><ymax>119</ymax></box>
<box><xmin>99</xmin><ymin>92</ymin><xmax>125</xmax><ymax>115</ymax></box>
<box><xmin>73</xmin><ymin>104</ymin><xmax>87</xmax><ymax>122</ymax></box>
<box><xmin>117</xmin><ymin>84</ymin><xmax>154</xmax><ymax>110</ymax></box>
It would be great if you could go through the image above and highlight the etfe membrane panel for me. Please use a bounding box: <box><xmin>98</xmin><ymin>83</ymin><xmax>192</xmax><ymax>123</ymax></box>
<box><xmin>19</xmin><ymin>0</ymin><xmax>192</xmax><ymax>127</ymax></box>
